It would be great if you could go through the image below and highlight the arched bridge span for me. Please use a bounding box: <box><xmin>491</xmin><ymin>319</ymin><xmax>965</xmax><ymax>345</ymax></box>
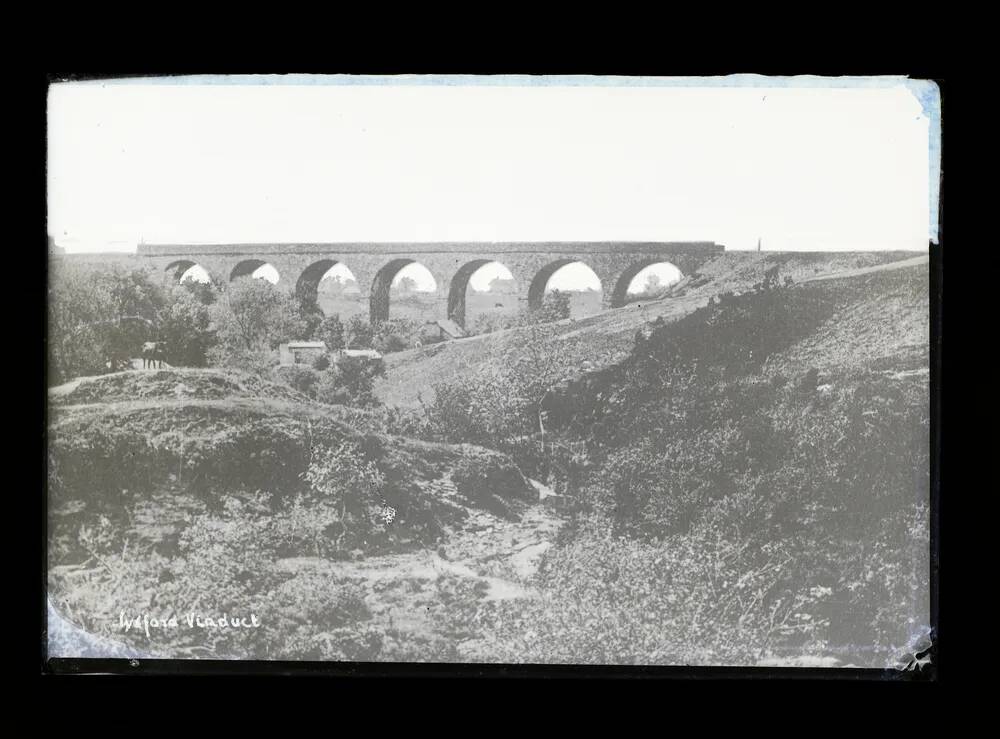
<box><xmin>139</xmin><ymin>241</ymin><xmax>725</xmax><ymax>327</ymax></box>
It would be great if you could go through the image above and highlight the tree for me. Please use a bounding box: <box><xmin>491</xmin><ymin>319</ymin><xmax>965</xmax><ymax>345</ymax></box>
<box><xmin>424</xmin><ymin>319</ymin><xmax>564</xmax><ymax>451</ymax></box>
<box><xmin>315</xmin><ymin>315</ymin><xmax>346</xmax><ymax>351</ymax></box>
<box><xmin>48</xmin><ymin>264</ymin><xmax>166</xmax><ymax>384</ymax></box>
<box><xmin>536</xmin><ymin>290</ymin><xmax>571</xmax><ymax>323</ymax></box>
<box><xmin>182</xmin><ymin>276</ymin><xmax>222</xmax><ymax>305</ymax></box>
<box><xmin>296</xmin><ymin>293</ymin><xmax>325</xmax><ymax>340</ymax></box>
<box><xmin>157</xmin><ymin>286</ymin><xmax>216</xmax><ymax>367</ymax></box>
<box><xmin>315</xmin><ymin>356</ymin><xmax>386</xmax><ymax>407</ymax></box>
<box><xmin>345</xmin><ymin>315</ymin><xmax>374</xmax><ymax>349</ymax></box>
<box><xmin>395</xmin><ymin>276</ymin><xmax>418</xmax><ymax>294</ymax></box>
<box><xmin>643</xmin><ymin>272</ymin><xmax>663</xmax><ymax>295</ymax></box>
<box><xmin>373</xmin><ymin>317</ymin><xmax>417</xmax><ymax>354</ymax></box>
<box><xmin>318</xmin><ymin>274</ymin><xmax>357</xmax><ymax>297</ymax></box>
<box><xmin>208</xmin><ymin>278</ymin><xmax>306</xmax><ymax>370</ymax></box>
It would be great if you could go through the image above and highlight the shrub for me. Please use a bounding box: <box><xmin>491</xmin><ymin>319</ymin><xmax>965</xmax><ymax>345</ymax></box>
<box><xmin>345</xmin><ymin>315</ymin><xmax>373</xmax><ymax>349</ymax></box>
<box><xmin>158</xmin><ymin>286</ymin><xmax>216</xmax><ymax>367</ymax></box>
<box><xmin>273</xmin><ymin>365</ymin><xmax>321</xmax><ymax>398</ymax></box>
<box><xmin>315</xmin><ymin>356</ymin><xmax>385</xmax><ymax>407</ymax></box>
<box><xmin>49</xmin><ymin>491</ymin><xmax>384</xmax><ymax>661</ymax></box>
<box><xmin>207</xmin><ymin>344</ymin><xmax>278</xmax><ymax>377</ymax></box>
<box><xmin>373</xmin><ymin>317</ymin><xmax>418</xmax><ymax>354</ymax></box>
<box><xmin>301</xmin><ymin>441</ymin><xmax>387</xmax><ymax>550</ymax></box>
<box><xmin>470</xmin><ymin>310</ymin><xmax>518</xmax><ymax>336</ymax></box>
<box><xmin>314</xmin><ymin>315</ymin><xmax>345</xmax><ymax>352</ymax></box>
<box><xmin>477</xmin><ymin>522</ymin><xmax>832</xmax><ymax>666</ymax></box>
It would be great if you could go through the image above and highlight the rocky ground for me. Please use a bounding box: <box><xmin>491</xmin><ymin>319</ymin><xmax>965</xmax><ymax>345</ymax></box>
<box><xmin>272</xmin><ymin>486</ymin><xmax>565</xmax><ymax>661</ymax></box>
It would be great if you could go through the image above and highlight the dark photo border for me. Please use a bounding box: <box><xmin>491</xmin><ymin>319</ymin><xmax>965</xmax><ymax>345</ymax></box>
<box><xmin>38</xmin><ymin>72</ymin><xmax>943</xmax><ymax>681</ymax></box>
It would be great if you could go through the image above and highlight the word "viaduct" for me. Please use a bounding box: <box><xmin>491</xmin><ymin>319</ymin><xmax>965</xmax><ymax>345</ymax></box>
<box><xmin>137</xmin><ymin>242</ymin><xmax>725</xmax><ymax>327</ymax></box>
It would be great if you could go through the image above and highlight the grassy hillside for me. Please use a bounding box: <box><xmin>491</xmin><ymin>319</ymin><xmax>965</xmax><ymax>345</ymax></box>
<box><xmin>375</xmin><ymin>251</ymin><xmax>925</xmax><ymax>408</ymax></box>
<box><xmin>466</xmin><ymin>261</ymin><xmax>930</xmax><ymax>667</ymax></box>
<box><xmin>50</xmin><ymin>367</ymin><xmax>309</xmax><ymax>406</ymax></box>
<box><xmin>49</xmin><ymin>369</ymin><xmax>537</xmax><ymax>527</ymax></box>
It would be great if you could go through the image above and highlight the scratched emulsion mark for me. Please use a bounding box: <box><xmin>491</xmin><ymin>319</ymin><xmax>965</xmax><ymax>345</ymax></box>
<box><xmin>893</xmin><ymin>628</ymin><xmax>934</xmax><ymax>672</ymax></box>
<box><xmin>47</xmin><ymin>598</ymin><xmax>146</xmax><ymax>659</ymax></box>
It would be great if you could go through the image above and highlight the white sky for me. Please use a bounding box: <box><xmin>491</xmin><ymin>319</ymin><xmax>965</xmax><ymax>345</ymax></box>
<box><xmin>48</xmin><ymin>77</ymin><xmax>936</xmax><ymax>256</ymax></box>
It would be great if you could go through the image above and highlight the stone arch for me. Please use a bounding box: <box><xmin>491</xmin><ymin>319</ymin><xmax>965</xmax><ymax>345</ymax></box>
<box><xmin>165</xmin><ymin>259</ymin><xmax>205</xmax><ymax>284</ymax></box>
<box><xmin>230</xmin><ymin>259</ymin><xmax>280</xmax><ymax>283</ymax></box>
<box><xmin>527</xmin><ymin>259</ymin><xmax>603</xmax><ymax>311</ymax></box>
<box><xmin>446</xmin><ymin>259</ymin><xmax>518</xmax><ymax>328</ymax></box>
<box><xmin>296</xmin><ymin>259</ymin><xmax>353</xmax><ymax>304</ymax></box>
<box><xmin>609</xmin><ymin>259</ymin><xmax>685</xmax><ymax>308</ymax></box>
<box><xmin>370</xmin><ymin>258</ymin><xmax>440</xmax><ymax>324</ymax></box>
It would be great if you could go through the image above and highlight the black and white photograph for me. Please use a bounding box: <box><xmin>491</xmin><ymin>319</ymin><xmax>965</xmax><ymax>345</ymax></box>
<box><xmin>44</xmin><ymin>74</ymin><xmax>939</xmax><ymax>672</ymax></box>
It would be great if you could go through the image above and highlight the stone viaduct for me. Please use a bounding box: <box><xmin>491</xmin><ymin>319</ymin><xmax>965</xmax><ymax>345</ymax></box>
<box><xmin>134</xmin><ymin>241</ymin><xmax>725</xmax><ymax>327</ymax></box>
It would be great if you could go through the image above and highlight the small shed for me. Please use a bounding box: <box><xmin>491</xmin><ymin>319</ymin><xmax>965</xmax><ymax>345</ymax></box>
<box><xmin>279</xmin><ymin>341</ymin><xmax>327</xmax><ymax>366</ymax></box>
<box><xmin>419</xmin><ymin>319</ymin><xmax>467</xmax><ymax>344</ymax></box>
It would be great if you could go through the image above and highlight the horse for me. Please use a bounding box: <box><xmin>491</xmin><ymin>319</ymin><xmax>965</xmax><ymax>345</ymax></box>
<box><xmin>141</xmin><ymin>341</ymin><xmax>167</xmax><ymax>369</ymax></box>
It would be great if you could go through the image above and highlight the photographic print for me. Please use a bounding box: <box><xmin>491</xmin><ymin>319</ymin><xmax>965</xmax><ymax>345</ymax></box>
<box><xmin>45</xmin><ymin>74</ymin><xmax>939</xmax><ymax>671</ymax></box>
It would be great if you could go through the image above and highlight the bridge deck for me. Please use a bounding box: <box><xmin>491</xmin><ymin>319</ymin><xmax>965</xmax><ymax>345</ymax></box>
<box><xmin>138</xmin><ymin>241</ymin><xmax>723</xmax><ymax>256</ymax></box>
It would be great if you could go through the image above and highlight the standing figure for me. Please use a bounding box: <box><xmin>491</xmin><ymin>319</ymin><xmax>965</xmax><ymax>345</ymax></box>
<box><xmin>141</xmin><ymin>341</ymin><xmax>167</xmax><ymax>369</ymax></box>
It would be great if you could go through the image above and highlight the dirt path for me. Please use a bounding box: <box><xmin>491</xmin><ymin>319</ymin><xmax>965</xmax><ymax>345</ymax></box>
<box><xmin>797</xmin><ymin>254</ymin><xmax>929</xmax><ymax>283</ymax></box>
<box><xmin>48</xmin><ymin>362</ymin><xmax>174</xmax><ymax>398</ymax></box>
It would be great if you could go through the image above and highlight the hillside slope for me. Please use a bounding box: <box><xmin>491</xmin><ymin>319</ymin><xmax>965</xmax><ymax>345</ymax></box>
<box><xmin>490</xmin><ymin>259</ymin><xmax>931</xmax><ymax>667</ymax></box>
<box><xmin>49</xmin><ymin>369</ymin><xmax>538</xmax><ymax>529</ymax></box>
<box><xmin>47</xmin><ymin>368</ymin><xmax>564</xmax><ymax>661</ymax></box>
<box><xmin>375</xmin><ymin>251</ymin><xmax>925</xmax><ymax>408</ymax></box>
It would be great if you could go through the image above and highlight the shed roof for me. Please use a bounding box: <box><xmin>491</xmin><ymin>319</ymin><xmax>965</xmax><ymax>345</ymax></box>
<box><xmin>436</xmin><ymin>319</ymin><xmax>466</xmax><ymax>338</ymax></box>
<box><xmin>287</xmin><ymin>341</ymin><xmax>327</xmax><ymax>349</ymax></box>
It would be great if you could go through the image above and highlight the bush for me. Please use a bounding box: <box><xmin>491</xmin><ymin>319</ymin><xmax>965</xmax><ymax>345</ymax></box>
<box><xmin>373</xmin><ymin>317</ymin><xmax>418</xmax><ymax>354</ymax></box>
<box><xmin>301</xmin><ymin>441</ymin><xmax>387</xmax><ymax>550</ymax></box>
<box><xmin>536</xmin><ymin>290</ymin><xmax>571</xmax><ymax>323</ymax></box>
<box><xmin>158</xmin><ymin>287</ymin><xmax>216</xmax><ymax>367</ymax></box>
<box><xmin>505</xmin><ymin>274</ymin><xmax>931</xmax><ymax>666</ymax></box>
<box><xmin>378</xmin><ymin>334</ymin><xmax>410</xmax><ymax>353</ymax></box>
<box><xmin>470</xmin><ymin>310</ymin><xmax>518</xmax><ymax>336</ymax></box>
<box><xmin>315</xmin><ymin>357</ymin><xmax>385</xmax><ymax>407</ymax></box>
<box><xmin>314</xmin><ymin>315</ymin><xmax>345</xmax><ymax>352</ymax></box>
<box><xmin>273</xmin><ymin>365</ymin><xmax>321</xmax><ymax>398</ymax></box>
<box><xmin>345</xmin><ymin>315</ymin><xmax>373</xmax><ymax>349</ymax></box>
<box><xmin>477</xmin><ymin>522</ymin><xmax>832</xmax><ymax>665</ymax></box>
<box><xmin>49</xmin><ymin>491</ymin><xmax>383</xmax><ymax>660</ymax></box>
<box><xmin>207</xmin><ymin>344</ymin><xmax>278</xmax><ymax>377</ymax></box>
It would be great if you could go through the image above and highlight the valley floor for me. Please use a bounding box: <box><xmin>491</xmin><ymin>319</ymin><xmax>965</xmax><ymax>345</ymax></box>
<box><xmin>273</xmin><ymin>493</ymin><xmax>565</xmax><ymax>661</ymax></box>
